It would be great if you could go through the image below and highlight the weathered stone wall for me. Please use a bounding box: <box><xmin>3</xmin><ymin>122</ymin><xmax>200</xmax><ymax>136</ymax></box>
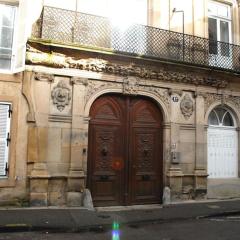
<box><xmin>0</xmin><ymin>73</ymin><xmax>29</xmax><ymax>206</ymax></box>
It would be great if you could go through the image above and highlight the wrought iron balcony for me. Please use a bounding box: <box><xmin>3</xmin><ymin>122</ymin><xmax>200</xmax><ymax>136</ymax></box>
<box><xmin>32</xmin><ymin>6</ymin><xmax>240</xmax><ymax>73</ymax></box>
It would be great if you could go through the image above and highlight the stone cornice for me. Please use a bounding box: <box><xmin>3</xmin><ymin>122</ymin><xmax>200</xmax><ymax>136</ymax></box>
<box><xmin>26</xmin><ymin>45</ymin><xmax>228</xmax><ymax>88</ymax></box>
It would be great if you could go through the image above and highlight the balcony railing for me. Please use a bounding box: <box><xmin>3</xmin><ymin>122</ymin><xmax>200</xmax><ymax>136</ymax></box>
<box><xmin>32</xmin><ymin>6</ymin><xmax>240</xmax><ymax>73</ymax></box>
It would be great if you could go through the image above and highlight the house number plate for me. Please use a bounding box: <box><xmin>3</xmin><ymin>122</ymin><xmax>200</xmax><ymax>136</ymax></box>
<box><xmin>172</xmin><ymin>96</ymin><xmax>179</xmax><ymax>102</ymax></box>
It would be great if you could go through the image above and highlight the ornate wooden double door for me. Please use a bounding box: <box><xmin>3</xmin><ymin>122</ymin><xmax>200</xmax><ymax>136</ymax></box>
<box><xmin>87</xmin><ymin>94</ymin><xmax>163</xmax><ymax>206</ymax></box>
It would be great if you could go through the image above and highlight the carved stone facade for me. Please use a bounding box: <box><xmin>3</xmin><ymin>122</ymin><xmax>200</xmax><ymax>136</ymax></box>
<box><xmin>26</xmin><ymin>46</ymin><xmax>228</xmax><ymax>88</ymax></box>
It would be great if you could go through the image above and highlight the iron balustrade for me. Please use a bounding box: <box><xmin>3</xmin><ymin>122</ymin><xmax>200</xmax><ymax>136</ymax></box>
<box><xmin>32</xmin><ymin>6</ymin><xmax>240</xmax><ymax>73</ymax></box>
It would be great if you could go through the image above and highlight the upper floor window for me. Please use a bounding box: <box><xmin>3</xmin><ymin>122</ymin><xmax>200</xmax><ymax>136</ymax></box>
<box><xmin>0</xmin><ymin>3</ymin><xmax>17</xmax><ymax>71</ymax></box>
<box><xmin>208</xmin><ymin>1</ymin><xmax>232</xmax><ymax>56</ymax></box>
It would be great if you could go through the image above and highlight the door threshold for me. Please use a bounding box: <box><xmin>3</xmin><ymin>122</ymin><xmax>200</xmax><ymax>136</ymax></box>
<box><xmin>96</xmin><ymin>204</ymin><xmax>163</xmax><ymax>212</ymax></box>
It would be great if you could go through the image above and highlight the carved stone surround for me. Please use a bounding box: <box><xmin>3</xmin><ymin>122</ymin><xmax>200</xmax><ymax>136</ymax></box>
<box><xmin>86</xmin><ymin>78</ymin><xmax>170</xmax><ymax>109</ymax></box>
<box><xmin>27</xmin><ymin>45</ymin><xmax>228</xmax><ymax>88</ymax></box>
<box><xmin>204</xmin><ymin>93</ymin><xmax>240</xmax><ymax>114</ymax></box>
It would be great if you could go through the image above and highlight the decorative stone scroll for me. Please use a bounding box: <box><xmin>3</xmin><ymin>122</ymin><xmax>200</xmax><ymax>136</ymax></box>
<box><xmin>26</xmin><ymin>46</ymin><xmax>228</xmax><ymax>88</ymax></box>
<box><xmin>180</xmin><ymin>94</ymin><xmax>194</xmax><ymax>119</ymax></box>
<box><xmin>51</xmin><ymin>81</ymin><xmax>71</xmax><ymax>112</ymax></box>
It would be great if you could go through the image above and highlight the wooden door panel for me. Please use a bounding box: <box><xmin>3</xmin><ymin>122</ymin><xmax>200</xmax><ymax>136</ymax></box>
<box><xmin>130</xmin><ymin>128</ymin><xmax>162</xmax><ymax>204</ymax></box>
<box><xmin>88</xmin><ymin>95</ymin><xmax>125</xmax><ymax>206</ymax></box>
<box><xmin>89</xmin><ymin>124</ymin><xmax>124</xmax><ymax>206</ymax></box>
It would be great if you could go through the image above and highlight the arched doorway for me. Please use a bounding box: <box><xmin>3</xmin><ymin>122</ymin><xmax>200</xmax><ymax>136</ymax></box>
<box><xmin>208</xmin><ymin>107</ymin><xmax>238</xmax><ymax>178</ymax></box>
<box><xmin>87</xmin><ymin>94</ymin><xmax>163</xmax><ymax>206</ymax></box>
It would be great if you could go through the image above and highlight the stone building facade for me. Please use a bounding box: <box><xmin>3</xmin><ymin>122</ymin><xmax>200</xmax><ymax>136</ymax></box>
<box><xmin>0</xmin><ymin>0</ymin><xmax>240</xmax><ymax>206</ymax></box>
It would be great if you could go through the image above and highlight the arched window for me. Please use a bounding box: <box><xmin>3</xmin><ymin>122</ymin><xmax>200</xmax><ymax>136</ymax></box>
<box><xmin>208</xmin><ymin>107</ymin><xmax>234</xmax><ymax>127</ymax></box>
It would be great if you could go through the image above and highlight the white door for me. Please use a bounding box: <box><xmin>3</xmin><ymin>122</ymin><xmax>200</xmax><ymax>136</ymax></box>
<box><xmin>208</xmin><ymin>107</ymin><xmax>238</xmax><ymax>178</ymax></box>
<box><xmin>208</xmin><ymin>128</ymin><xmax>237</xmax><ymax>178</ymax></box>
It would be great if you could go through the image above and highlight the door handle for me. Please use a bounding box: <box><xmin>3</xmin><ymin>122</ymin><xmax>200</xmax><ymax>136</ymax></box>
<box><xmin>101</xmin><ymin>146</ymin><xmax>108</xmax><ymax>156</ymax></box>
<box><xmin>143</xmin><ymin>148</ymin><xmax>149</xmax><ymax>155</ymax></box>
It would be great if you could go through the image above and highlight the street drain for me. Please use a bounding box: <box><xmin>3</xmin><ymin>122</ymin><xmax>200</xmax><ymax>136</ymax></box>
<box><xmin>206</xmin><ymin>211</ymin><xmax>240</xmax><ymax>222</ymax></box>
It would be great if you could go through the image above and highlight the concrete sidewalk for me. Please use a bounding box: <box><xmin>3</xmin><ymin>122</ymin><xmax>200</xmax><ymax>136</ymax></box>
<box><xmin>0</xmin><ymin>199</ymin><xmax>240</xmax><ymax>233</ymax></box>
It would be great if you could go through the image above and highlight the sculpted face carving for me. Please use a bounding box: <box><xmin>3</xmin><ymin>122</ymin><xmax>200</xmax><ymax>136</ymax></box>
<box><xmin>51</xmin><ymin>81</ymin><xmax>71</xmax><ymax>112</ymax></box>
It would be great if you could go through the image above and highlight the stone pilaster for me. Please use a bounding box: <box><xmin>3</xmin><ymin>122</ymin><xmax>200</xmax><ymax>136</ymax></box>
<box><xmin>194</xmin><ymin>93</ymin><xmax>208</xmax><ymax>196</ymax></box>
<box><xmin>167</xmin><ymin>90</ymin><xmax>183</xmax><ymax>197</ymax></box>
<box><xmin>28</xmin><ymin>127</ymin><xmax>49</xmax><ymax>206</ymax></box>
<box><xmin>67</xmin><ymin>78</ymin><xmax>88</xmax><ymax>206</ymax></box>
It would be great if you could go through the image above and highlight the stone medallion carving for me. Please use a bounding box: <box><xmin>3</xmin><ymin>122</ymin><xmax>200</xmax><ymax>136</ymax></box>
<box><xmin>51</xmin><ymin>81</ymin><xmax>71</xmax><ymax>112</ymax></box>
<box><xmin>180</xmin><ymin>94</ymin><xmax>194</xmax><ymax>119</ymax></box>
<box><xmin>123</xmin><ymin>77</ymin><xmax>139</xmax><ymax>95</ymax></box>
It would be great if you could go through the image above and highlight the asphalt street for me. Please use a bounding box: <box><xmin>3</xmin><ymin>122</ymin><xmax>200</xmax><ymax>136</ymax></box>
<box><xmin>0</xmin><ymin>217</ymin><xmax>240</xmax><ymax>240</ymax></box>
<box><xmin>0</xmin><ymin>200</ymin><xmax>240</xmax><ymax>239</ymax></box>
